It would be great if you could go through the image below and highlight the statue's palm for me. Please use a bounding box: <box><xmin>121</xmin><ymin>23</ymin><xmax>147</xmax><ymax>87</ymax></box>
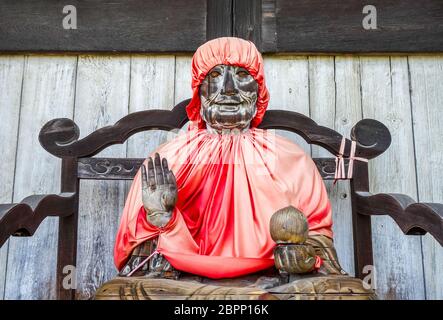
<box><xmin>141</xmin><ymin>153</ymin><xmax>177</xmax><ymax>228</ymax></box>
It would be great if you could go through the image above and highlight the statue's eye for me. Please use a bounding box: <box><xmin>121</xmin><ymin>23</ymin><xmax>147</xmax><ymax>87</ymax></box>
<box><xmin>236</xmin><ymin>70</ymin><xmax>249</xmax><ymax>78</ymax></box>
<box><xmin>210</xmin><ymin>71</ymin><xmax>221</xmax><ymax>78</ymax></box>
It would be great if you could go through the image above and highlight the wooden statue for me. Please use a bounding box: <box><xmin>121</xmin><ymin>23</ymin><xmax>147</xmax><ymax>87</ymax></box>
<box><xmin>96</xmin><ymin>37</ymin><xmax>375</xmax><ymax>300</ymax></box>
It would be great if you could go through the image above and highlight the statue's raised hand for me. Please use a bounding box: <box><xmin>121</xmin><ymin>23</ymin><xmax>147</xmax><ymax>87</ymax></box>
<box><xmin>141</xmin><ymin>153</ymin><xmax>177</xmax><ymax>228</ymax></box>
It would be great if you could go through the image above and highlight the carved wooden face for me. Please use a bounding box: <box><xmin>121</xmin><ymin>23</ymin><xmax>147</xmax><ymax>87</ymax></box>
<box><xmin>199</xmin><ymin>65</ymin><xmax>258</xmax><ymax>132</ymax></box>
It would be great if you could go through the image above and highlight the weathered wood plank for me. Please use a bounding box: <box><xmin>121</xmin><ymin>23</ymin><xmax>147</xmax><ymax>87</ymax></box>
<box><xmin>74</xmin><ymin>56</ymin><xmax>130</xmax><ymax>300</ymax></box>
<box><xmin>94</xmin><ymin>275</ymin><xmax>375</xmax><ymax>300</ymax></box>
<box><xmin>264</xmin><ymin>56</ymin><xmax>311</xmax><ymax>154</ymax></box>
<box><xmin>4</xmin><ymin>56</ymin><xmax>77</xmax><ymax>299</ymax></box>
<box><xmin>173</xmin><ymin>56</ymin><xmax>193</xmax><ymax>131</ymax></box>
<box><xmin>0</xmin><ymin>0</ymin><xmax>207</xmax><ymax>53</ymax></box>
<box><xmin>409</xmin><ymin>56</ymin><xmax>443</xmax><ymax>299</ymax></box>
<box><xmin>124</xmin><ymin>54</ymin><xmax>176</xmax><ymax>212</ymax></box>
<box><xmin>309</xmin><ymin>56</ymin><xmax>355</xmax><ymax>275</ymax></box>
<box><xmin>1</xmin><ymin>54</ymin><xmax>442</xmax><ymax>301</ymax></box>
<box><xmin>263</xmin><ymin>0</ymin><xmax>443</xmax><ymax>53</ymax></box>
<box><xmin>360</xmin><ymin>56</ymin><xmax>425</xmax><ymax>299</ymax></box>
<box><xmin>174</xmin><ymin>56</ymin><xmax>193</xmax><ymax>106</ymax></box>
<box><xmin>1</xmin><ymin>1</ymin><xmax>442</xmax><ymax>53</ymax></box>
<box><xmin>0</xmin><ymin>56</ymin><xmax>25</xmax><ymax>299</ymax></box>
<box><xmin>126</xmin><ymin>55</ymin><xmax>176</xmax><ymax>160</ymax></box>
<box><xmin>334</xmin><ymin>57</ymin><xmax>366</xmax><ymax>276</ymax></box>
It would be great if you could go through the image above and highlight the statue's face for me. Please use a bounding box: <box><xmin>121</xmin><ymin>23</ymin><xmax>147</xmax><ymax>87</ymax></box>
<box><xmin>199</xmin><ymin>65</ymin><xmax>258</xmax><ymax>133</ymax></box>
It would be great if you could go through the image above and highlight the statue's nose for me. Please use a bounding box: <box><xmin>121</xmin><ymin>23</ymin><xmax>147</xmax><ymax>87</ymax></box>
<box><xmin>221</xmin><ymin>71</ymin><xmax>238</xmax><ymax>96</ymax></box>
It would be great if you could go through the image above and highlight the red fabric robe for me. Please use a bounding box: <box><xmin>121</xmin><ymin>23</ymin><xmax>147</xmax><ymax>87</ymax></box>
<box><xmin>113</xmin><ymin>37</ymin><xmax>333</xmax><ymax>278</ymax></box>
<box><xmin>114</xmin><ymin>128</ymin><xmax>333</xmax><ymax>278</ymax></box>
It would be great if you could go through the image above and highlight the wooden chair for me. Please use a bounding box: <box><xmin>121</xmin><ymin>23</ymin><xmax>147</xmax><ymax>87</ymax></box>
<box><xmin>1</xmin><ymin>99</ymin><xmax>442</xmax><ymax>299</ymax></box>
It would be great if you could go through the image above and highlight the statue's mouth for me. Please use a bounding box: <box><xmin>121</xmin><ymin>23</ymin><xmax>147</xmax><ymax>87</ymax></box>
<box><xmin>217</xmin><ymin>104</ymin><xmax>240</xmax><ymax>113</ymax></box>
<box><xmin>214</xmin><ymin>98</ymin><xmax>243</xmax><ymax>113</ymax></box>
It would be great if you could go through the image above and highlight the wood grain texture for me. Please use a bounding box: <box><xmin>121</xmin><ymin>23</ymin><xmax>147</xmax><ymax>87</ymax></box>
<box><xmin>1</xmin><ymin>0</ymin><xmax>442</xmax><ymax>53</ymax></box>
<box><xmin>1</xmin><ymin>54</ymin><xmax>442</xmax><ymax>300</ymax></box>
<box><xmin>94</xmin><ymin>275</ymin><xmax>375</xmax><ymax>300</ymax></box>
<box><xmin>172</xmin><ymin>56</ymin><xmax>192</xmax><ymax>139</ymax></box>
<box><xmin>124</xmin><ymin>56</ymin><xmax>176</xmax><ymax>271</ymax></box>
<box><xmin>409</xmin><ymin>56</ymin><xmax>443</xmax><ymax>299</ymax></box>
<box><xmin>334</xmin><ymin>57</ymin><xmax>368</xmax><ymax>278</ymax></box>
<box><xmin>0</xmin><ymin>0</ymin><xmax>207</xmax><ymax>52</ymax></box>
<box><xmin>263</xmin><ymin>0</ymin><xmax>443</xmax><ymax>53</ymax></box>
<box><xmin>0</xmin><ymin>56</ymin><xmax>24</xmax><ymax>299</ymax></box>
<box><xmin>355</xmin><ymin>192</ymin><xmax>443</xmax><ymax>244</ymax></box>
<box><xmin>174</xmin><ymin>56</ymin><xmax>193</xmax><ymax>107</ymax></box>
<box><xmin>74</xmin><ymin>55</ymin><xmax>130</xmax><ymax>300</ymax></box>
<box><xmin>126</xmin><ymin>55</ymin><xmax>176</xmax><ymax>159</ymax></box>
<box><xmin>233</xmin><ymin>0</ymin><xmax>262</xmax><ymax>48</ymax></box>
<box><xmin>4</xmin><ymin>56</ymin><xmax>77</xmax><ymax>299</ymax></box>
<box><xmin>207</xmin><ymin>0</ymin><xmax>233</xmax><ymax>40</ymax></box>
<box><xmin>360</xmin><ymin>56</ymin><xmax>425</xmax><ymax>299</ymax></box>
<box><xmin>0</xmin><ymin>193</ymin><xmax>76</xmax><ymax>247</ymax></box>
<box><xmin>309</xmin><ymin>56</ymin><xmax>355</xmax><ymax>276</ymax></box>
<box><xmin>264</xmin><ymin>56</ymin><xmax>311</xmax><ymax>154</ymax></box>
<box><xmin>38</xmin><ymin>101</ymin><xmax>189</xmax><ymax>159</ymax></box>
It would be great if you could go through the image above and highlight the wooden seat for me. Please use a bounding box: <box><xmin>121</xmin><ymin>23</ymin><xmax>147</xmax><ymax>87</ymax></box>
<box><xmin>95</xmin><ymin>275</ymin><xmax>375</xmax><ymax>300</ymax></box>
<box><xmin>95</xmin><ymin>234</ymin><xmax>376</xmax><ymax>300</ymax></box>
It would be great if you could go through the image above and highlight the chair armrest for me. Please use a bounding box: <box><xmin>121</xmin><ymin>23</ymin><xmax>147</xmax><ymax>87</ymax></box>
<box><xmin>355</xmin><ymin>191</ymin><xmax>443</xmax><ymax>246</ymax></box>
<box><xmin>0</xmin><ymin>193</ymin><xmax>76</xmax><ymax>247</ymax></box>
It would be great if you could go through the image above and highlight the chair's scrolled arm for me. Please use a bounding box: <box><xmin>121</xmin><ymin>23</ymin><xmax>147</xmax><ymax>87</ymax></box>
<box><xmin>355</xmin><ymin>191</ymin><xmax>443</xmax><ymax>246</ymax></box>
<box><xmin>0</xmin><ymin>193</ymin><xmax>76</xmax><ymax>247</ymax></box>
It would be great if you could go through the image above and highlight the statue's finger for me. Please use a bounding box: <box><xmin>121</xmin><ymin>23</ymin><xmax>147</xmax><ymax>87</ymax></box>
<box><xmin>166</xmin><ymin>170</ymin><xmax>177</xmax><ymax>187</ymax></box>
<box><xmin>162</xmin><ymin>158</ymin><xmax>169</xmax><ymax>173</ymax></box>
<box><xmin>141</xmin><ymin>164</ymin><xmax>148</xmax><ymax>190</ymax></box>
<box><xmin>162</xmin><ymin>158</ymin><xmax>169</xmax><ymax>185</ymax></box>
<box><xmin>147</xmin><ymin>157</ymin><xmax>156</xmax><ymax>188</ymax></box>
<box><xmin>154</xmin><ymin>153</ymin><xmax>164</xmax><ymax>185</ymax></box>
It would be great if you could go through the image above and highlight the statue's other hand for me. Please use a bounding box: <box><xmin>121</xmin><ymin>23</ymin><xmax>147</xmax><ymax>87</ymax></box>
<box><xmin>141</xmin><ymin>153</ymin><xmax>177</xmax><ymax>228</ymax></box>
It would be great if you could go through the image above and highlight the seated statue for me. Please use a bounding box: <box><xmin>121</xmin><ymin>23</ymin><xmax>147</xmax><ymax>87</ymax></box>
<box><xmin>96</xmin><ymin>37</ymin><xmax>375</xmax><ymax>300</ymax></box>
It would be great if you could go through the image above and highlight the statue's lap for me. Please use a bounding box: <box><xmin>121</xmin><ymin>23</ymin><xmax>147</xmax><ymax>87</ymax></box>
<box><xmin>95</xmin><ymin>270</ymin><xmax>376</xmax><ymax>300</ymax></box>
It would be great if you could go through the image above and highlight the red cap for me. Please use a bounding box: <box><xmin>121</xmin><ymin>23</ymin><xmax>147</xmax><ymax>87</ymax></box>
<box><xmin>186</xmin><ymin>37</ymin><xmax>270</xmax><ymax>129</ymax></box>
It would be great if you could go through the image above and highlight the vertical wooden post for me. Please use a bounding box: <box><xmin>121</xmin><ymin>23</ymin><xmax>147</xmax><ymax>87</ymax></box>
<box><xmin>56</xmin><ymin>157</ymin><xmax>79</xmax><ymax>300</ymax></box>
<box><xmin>350</xmin><ymin>161</ymin><xmax>374</xmax><ymax>279</ymax></box>
<box><xmin>206</xmin><ymin>0</ymin><xmax>233</xmax><ymax>40</ymax></box>
<box><xmin>233</xmin><ymin>0</ymin><xmax>262</xmax><ymax>49</ymax></box>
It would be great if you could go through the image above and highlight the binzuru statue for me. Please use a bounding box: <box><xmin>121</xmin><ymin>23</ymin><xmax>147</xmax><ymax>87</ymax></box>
<box><xmin>95</xmin><ymin>37</ymin><xmax>375</xmax><ymax>300</ymax></box>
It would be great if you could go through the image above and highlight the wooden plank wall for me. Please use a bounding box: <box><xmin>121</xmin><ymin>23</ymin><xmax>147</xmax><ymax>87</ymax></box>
<box><xmin>0</xmin><ymin>54</ymin><xmax>442</xmax><ymax>299</ymax></box>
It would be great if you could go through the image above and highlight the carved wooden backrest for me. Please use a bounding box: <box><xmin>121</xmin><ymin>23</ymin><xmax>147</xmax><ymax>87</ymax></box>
<box><xmin>39</xmin><ymin>99</ymin><xmax>391</xmax><ymax>180</ymax></box>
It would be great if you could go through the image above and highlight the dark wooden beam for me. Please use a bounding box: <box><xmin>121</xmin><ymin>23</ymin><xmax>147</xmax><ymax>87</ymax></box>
<box><xmin>0</xmin><ymin>0</ymin><xmax>207</xmax><ymax>53</ymax></box>
<box><xmin>56</xmin><ymin>157</ymin><xmax>79</xmax><ymax>300</ymax></box>
<box><xmin>206</xmin><ymin>0</ymin><xmax>233</xmax><ymax>40</ymax></box>
<box><xmin>233</xmin><ymin>0</ymin><xmax>262</xmax><ymax>50</ymax></box>
<box><xmin>262</xmin><ymin>0</ymin><xmax>443</xmax><ymax>53</ymax></box>
<box><xmin>350</xmin><ymin>162</ymin><xmax>374</xmax><ymax>280</ymax></box>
